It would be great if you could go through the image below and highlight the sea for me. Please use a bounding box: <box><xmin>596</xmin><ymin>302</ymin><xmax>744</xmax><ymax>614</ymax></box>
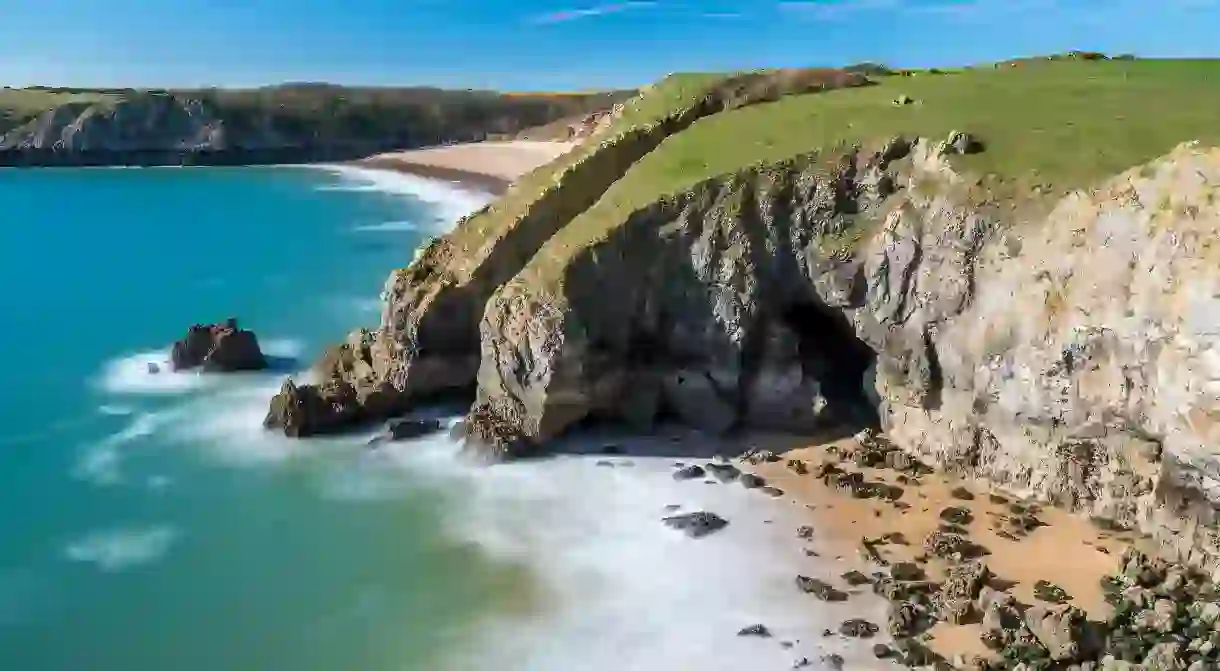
<box><xmin>0</xmin><ymin>165</ymin><xmax>879</xmax><ymax>670</ymax></box>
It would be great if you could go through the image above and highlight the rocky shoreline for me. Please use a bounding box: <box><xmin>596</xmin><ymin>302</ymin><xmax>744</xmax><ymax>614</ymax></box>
<box><xmin>663</xmin><ymin>429</ymin><xmax>1220</xmax><ymax>669</ymax></box>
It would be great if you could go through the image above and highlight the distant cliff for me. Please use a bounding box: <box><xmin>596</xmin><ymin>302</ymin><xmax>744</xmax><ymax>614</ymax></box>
<box><xmin>0</xmin><ymin>85</ymin><xmax>631</xmax><ymax>167</ymax></box>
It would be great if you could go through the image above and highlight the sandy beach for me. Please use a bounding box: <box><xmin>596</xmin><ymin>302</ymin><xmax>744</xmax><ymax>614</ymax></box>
<box><xmin>739</xmin><ymin>432</ymin><xmax>1138</xmax><ymax>665</ymax></box>
<box><xmin>356</xmin><ymin>140</ymin><xmax>578</xmax><ymax>193</ymax></box>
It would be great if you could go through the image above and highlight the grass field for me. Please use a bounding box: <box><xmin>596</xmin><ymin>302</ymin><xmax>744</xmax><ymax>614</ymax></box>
<box><xmin>0</xmin><ymin>88</ymin><xmax>115</xmax><ymax>133</ymax></box>
<box><xmin>514</xmin><ymin>59</ymin><xmax>1220</xmax><ymax>287</ymax></box>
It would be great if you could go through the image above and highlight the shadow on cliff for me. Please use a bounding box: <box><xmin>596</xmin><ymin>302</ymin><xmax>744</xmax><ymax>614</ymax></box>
<box><xmin>537</xmin><ymin>422</ymin><xmax>866</xmax><ymax>461</ymax></box>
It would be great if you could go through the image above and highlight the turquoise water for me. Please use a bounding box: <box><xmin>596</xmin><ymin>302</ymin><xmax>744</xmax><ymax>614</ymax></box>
<box><xmin>0</xmin><ymin>165</ymin><xmax>881</xmax><ymax>671</ymax></box>
<box><xmin>0</xmin><ymin>166</ymin><xmax>535</xmax><ymax>670</ymax></box>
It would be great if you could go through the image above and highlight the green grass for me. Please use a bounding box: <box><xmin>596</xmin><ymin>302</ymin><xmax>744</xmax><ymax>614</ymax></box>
<box><xmin>518</xmin><ymin>59</ymin><xmax>1220</xmax><ymax>288</ymax></box>
<box><xmin>0</xmin><ymin>88</ymin><xmax>116</xmax><ymax>133</ymax></box>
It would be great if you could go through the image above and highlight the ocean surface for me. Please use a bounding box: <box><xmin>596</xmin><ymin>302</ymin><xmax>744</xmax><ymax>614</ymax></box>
<box><xmin>0</xmin><ymin>165</ymin><xmax>877</xmax><ymax>670</ymax></box>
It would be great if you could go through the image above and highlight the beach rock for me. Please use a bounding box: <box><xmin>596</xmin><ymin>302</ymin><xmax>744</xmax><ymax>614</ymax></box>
<box><xmin>940</xmin><ymin>506</ymin><xmax>974</xmax><ymax>525</ymax></box>
<box><xmin>1024</xmin><ymin>604</ymin><xmax>1095</xmax><ymax>662</ymax></box>
<box><xmin>760</xmin><ymin>485</ymin><xmax>785</xmax><ymax>497</ymax></box>
<box><xmin>795</xmin><ymin>576</ymin><xmax>848</xmax><ymax>601</ymax></box>
<box><xmin>736</xmin><ymin>623</ymin><xmax>771</xmax><ymax>637</ymax></box>
<box><xmin>891</xmin><ymin>562</ymin><xmax>926</xmax><ymax>581</ymax></box>
<box><xmin>147</xmin><ymin>362</ymin><xmax>161</xmax><ymax>374</ymax></box>
<box><xmin>950</xmin><ymin>486</ymin><xmax>975</xmax><ymax>501</ymax></box>
<box><xmin>662</xmin><ymin>511</ymin><xmax>728</xmax><ymax>538</ymax></box>
<box><xmin>706</xmin><ymin>462</ymin><xmax>741</xmax><ymax>482</ymax></box>
<box><xmin>739</xmin><ymin>473</ymin><xmax>766</xmax><ymax>489</ymax></box>
<box><xmin>887</xmin><ymin>600</ymin><xmax>925</xmax><ymax>638</ymax></box>
<box><xmin>786</xmin><ymin>459</ymin><xmax>809</xmax><ymax>475</ymax></box>
<box><xmin>1034</xmin><ymin>580</ymin><xmax>1072</xmax><ymax>604</ymax></box>
<box><xmin>171</xmin><ymin>318</ymin><xmax>266</xmax><ymax>372</ymax></box>
<box><xmin>923</xmin><ymin>531</ymin><xmax>977</xmax><ymax>559</ymax></box>
<box><xmin>672</xmin><ymin>464</ymin><xmax>706</xmax><ymax>481</ymax></box>
<box><xmin>936</xmin><ymin>561</ymin><xmax>991</xmax><ymax>624</ymax></box>
<box><xmin>744</xmin><ymin>449</ymin><xmax>780</xmax><ymax>465</ymax></box>
<box><xmin>368</xmin><ymin>417</ymin><xmax>444</xmax><ymax>445</ymax></box>
<box><xmin>838</xmin><ymin>618</ymin><xmax>880</xmax><ymax>638</ymax></box>
<box><xmin>842</xmin><ymin>570</ymin><xmax>873</xmax><ymax>586</ymax></box>
<box><xmin>796</xmin><ymin>525</ymin><xmax>815</xmax><ymax>539</ymax></box>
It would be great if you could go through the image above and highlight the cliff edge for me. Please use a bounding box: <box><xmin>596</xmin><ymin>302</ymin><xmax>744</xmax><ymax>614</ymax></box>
<box><xmin>266</xmin><ymin>59</ymin><xmax>1220</xmax><ymax>572</ymax></box>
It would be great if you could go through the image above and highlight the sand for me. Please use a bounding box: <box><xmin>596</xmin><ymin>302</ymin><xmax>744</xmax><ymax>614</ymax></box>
<box><xmin>357</xmin><ymin>140</ymin><xmax>578</xmax><ymax>193</ymax></box>
<box><xmin>744</xmin><ymin>434</ymin><xmax>1137</xmax><ymax>664</ymax></box>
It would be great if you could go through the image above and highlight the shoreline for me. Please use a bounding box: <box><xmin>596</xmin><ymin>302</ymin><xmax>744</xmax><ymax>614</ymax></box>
<box><xmin>351</xmin><ymin>140</ymin><xmax>579</xmax><ymax>195</ymax></box>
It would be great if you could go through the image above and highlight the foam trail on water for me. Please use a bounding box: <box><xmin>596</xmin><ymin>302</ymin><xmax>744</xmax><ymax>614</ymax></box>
<box><xmin>350</xmin><ymin>220</ymin><xmax>420</xmax><ymax>233</ymax></box>
<box><xmin>260</xmin><ymin>338</ymin><xmax>305</xmax><ymax>360</ymax></box>
<box><xmin>348</xmin><ymin>434</ymin><xmax>891</xmax><ymax>671</ymax></box>
<box><xmin>63</xmin><ymin>525</ymin><xmax>181</xmax><ymax>573</ymax></box>
<box><xmin>73</xmin><ymin>412</ymin><xmax>170</xmax><ymax>485</ymax></box>
<box><xmin>309</xmin><ymin>165</ymin><xmax>493</xmax><ymax>228</ymax></box>
<box><xmin>96</xmin><ymin>349</ymin><xmax>204</xmax><ymax>395</ymax></box>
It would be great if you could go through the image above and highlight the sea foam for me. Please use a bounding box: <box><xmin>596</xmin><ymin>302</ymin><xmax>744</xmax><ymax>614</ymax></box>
<box><xmin>310</xmin><ymin>165</ymin><xmax>493</xmax><ymax>229</ymax></box>
<box><xmin>64</xmin><ymin>525</ymin><xmax>181</xmax><ymax>573</ymax></box>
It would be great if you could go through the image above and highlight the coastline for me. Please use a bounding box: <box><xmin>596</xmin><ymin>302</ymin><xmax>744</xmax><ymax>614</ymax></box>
<box><xmin>351</xmin><ymin>140</ymin><xmax>578</xmax><ymax>195</ymax></box>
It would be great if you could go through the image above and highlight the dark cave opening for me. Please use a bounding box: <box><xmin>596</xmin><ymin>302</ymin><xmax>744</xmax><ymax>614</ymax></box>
<box><xmin>780</xmin><ymin>301</ymin><xmax>881</xmax><ymax>430</ymax></box>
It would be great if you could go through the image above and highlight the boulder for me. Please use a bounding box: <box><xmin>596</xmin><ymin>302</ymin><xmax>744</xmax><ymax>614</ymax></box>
<box><xmin>1024</xmin><ymin>604</ymin><xmax>1096</xmax><ymax>662</ymax></box>
<box><xmin>263</xmin><ymin>378</ymin><xmax>361</xmax><ymax>437</ymax></box>
<box><xmin>662</xmin><ymin>511</ymin><xmax>728</xmax><ymax>538</ymax></box>
<box><xmin>171</xmin><ymin>318</ymin><xmax>266</xmax><ymax>372</ymax></box>
<box><xmin>367</xmin><ymin>417</ymin><xmax>444</xmax><ymax>445</ymax></box>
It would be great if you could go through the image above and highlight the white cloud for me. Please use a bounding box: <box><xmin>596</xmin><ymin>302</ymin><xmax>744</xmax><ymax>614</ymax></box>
<box><xmin>527</xmin><ymin>1</ymin><xmax>658</xmax><ymax>24</ymax></box>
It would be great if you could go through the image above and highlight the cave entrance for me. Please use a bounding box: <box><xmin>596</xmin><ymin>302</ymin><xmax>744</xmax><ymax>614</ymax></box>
<box><xmin>781</xmin><ymin>301</ymin><xmax>880</xmax><ymax>431</ymax></box>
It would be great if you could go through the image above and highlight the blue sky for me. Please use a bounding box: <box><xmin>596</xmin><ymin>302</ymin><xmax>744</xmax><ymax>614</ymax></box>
<box><xmin>0</xmin><ymin>0</ymin><xmax>1218</xmax><ymax>90</ymax></box>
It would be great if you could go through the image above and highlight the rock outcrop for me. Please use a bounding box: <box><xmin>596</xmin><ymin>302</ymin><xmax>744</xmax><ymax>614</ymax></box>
<box><xmin>269</xmin><ymin>88</ymin><xmax>1220</xmax><ymax>571</ymax></box>
<box><xmin>171</xmin><ymin>318</ymin><xmax>266</xmax><ymax>372</ymax></box>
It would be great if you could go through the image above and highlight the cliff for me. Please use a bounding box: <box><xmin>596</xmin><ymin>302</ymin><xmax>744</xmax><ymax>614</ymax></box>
<box><xmin>265</xmin><ymin>59</ymin><xmax>1220</xmax><ymax>572</ymax></box>
<box><xmin>0</xmin><ymin>86</ymin><xmax>630</xmax><ymax>166</ymax></box>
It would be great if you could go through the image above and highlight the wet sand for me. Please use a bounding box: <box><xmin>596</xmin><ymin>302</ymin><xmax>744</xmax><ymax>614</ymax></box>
<box><xmin>357</xmin><ymin>140</ymin><xmax>577</xmax><ymax>193</ymax></box>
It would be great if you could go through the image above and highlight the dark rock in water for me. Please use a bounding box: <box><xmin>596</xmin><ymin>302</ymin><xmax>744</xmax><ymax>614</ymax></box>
<box><xmin>872</xmin><ymin>643</ymin><xmax>894</xmax><ymax>659</ymax></box>
<box><xmin>601</xmin><ymin>443</ymin><xmax>623</xmax><ymax>454</ymax></box>
<box><xmin>796</xmin><ymin>525</ymin><xmax>815</xmax><ymax>539</ymax></box>
<box><xmin>795</xmin><ymin>576</ymin><xmax>847</xmax><ymax>601</ymax></box>
<box><xmin>595</xmin><ymin>460</ymin><xmax>615</xmax><ymax>468</ymax></box>
<box><xmin>706</xmin><ymin>462</ymin><xmax>741</xmax><ymax>482</ymax></box>
<box><xmin>171</xmin><ymin>318</ymin><xmax>267</xmax><ymax>372</ymax></box>
<box><xmin>939</xmin><ymin>506</ymin><xmax>973</xmax><ymax>525</ymax></box>
<box><xmin>147</xmin><ymin>362</ymin><xmax>161</xmax><ymax>374</ymax></box>
<box><xmin>662</xmin><ymin>511</ymin><xmax>728</xmax><ymax>538</ymax></box>
<box><xmin>264</xmin><ymin>378</ymin><xmax>362</xmax><ymax>438</ymax></box>
<box><xmin>838</xmin><ymin>618</ymin><xmax>879</xmax><ymax>638</ymax></box>
<box><xmin>673</xmin><ymin>464</ymin><xmax>706</xmax><ymax>481</ymax></box>
<box><xmin>662</xmin><ymin>504</ymin><xmax>681</xmax><ymax>512</ymax></box>
<box><xmin>1033</xmin><ymin>580</ymin><xmax>1071</xmax><ymax>604</ymax></box>
<box><xmin>761</xmin><ymin>486</ymin><xmax>785</xmax><ymax>497</ymax></box>
<box><xmin>736</xmin><ymin>623</ymin><xmax>771</xmax><ymax>637</ymax></box>
<box><xmin>367</xmin><ymin>417</ymin><xmax>444</xmax><ymax>445</ymax></box>
<box><xmin>795</xmin><ymin>656</ymin><xmax>816</xmax><ymax>669</ymax></box>
<box><xmin>739</xmin><ymin>473</ymin><xmax>766</xmax><ymax>489</ymax></box>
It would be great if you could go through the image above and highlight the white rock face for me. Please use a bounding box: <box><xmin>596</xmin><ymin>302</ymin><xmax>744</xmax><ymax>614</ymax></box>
<box><xmin>866</xmin><ymin>142</ymin><xmax>1220</xmax><ymax>568</ymax></box>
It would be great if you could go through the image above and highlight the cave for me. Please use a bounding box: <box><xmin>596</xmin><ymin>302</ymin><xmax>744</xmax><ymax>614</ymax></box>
<box><xmin>780</xmin><ymin>301</ymin><xmax>880</xmax><ymax>431</ymax></box>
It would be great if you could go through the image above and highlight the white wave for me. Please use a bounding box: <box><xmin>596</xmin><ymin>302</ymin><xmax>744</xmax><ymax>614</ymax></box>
<box><xmin>73</xmin><ymin>412</ymin><xmax>168</xmax><ymax>486</ymax></box>
<box><xmin>260</xmin><ymin>338</ymin><xmax>305</xmax><ymax>360</ymax></box>
<box><xmin>64</xmin><ymin>525</ymin><xmax>180</xmax><ymax>573</ymax></box>
<box><xmin>336</xmin><ymin>433</ymin><xmax>891</xmax><ymax>671</ymax></box>
<box><xmin>167</xmin><ymin>381</ymin><xmax>312</xmax><ymax>465</ymax></box>
<box><xmin>96</xmin><ymin>349</ymin><xmax>205</xmax><ymax>395</ymax></box>
<box><xmin>350</xmin><ymin>220</ymin><xmax>420</xmax><ymax>233</ymax></box>
<box><xmin>309</xmin><ymin>164</ymin><xmax>493</xmax><ymax>229</ymax></box>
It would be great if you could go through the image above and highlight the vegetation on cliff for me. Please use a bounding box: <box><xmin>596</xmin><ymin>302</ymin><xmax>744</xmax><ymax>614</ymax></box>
<box><xmin>0</xmin><ymin>83</ymin><xmax>633</xmax><ymax>153</ymax></box>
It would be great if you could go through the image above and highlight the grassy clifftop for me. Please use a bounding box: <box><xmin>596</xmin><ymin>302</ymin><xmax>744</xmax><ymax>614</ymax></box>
<box><xmin>501</xmin><ymin>58</ymin><xmax>1220</xmax><ymax>290</ymax></box>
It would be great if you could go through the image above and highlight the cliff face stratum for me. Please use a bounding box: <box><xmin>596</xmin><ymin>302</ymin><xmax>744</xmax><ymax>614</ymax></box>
<box><xmin>263</xmin><ymin>60</ymin><xmax>1220</xmax><ymax>571</ymax></box>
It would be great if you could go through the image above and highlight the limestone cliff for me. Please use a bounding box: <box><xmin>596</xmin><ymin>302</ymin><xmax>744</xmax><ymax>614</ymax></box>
<box><xmin>259</xmin><ymin>73</ymin><xmax>1220</xmax><ymax>570</ymax></box>
<box><xmin>0</xmin><ymin>87</ymin><xmax>626</xmax><ymax>166</ymax></box>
